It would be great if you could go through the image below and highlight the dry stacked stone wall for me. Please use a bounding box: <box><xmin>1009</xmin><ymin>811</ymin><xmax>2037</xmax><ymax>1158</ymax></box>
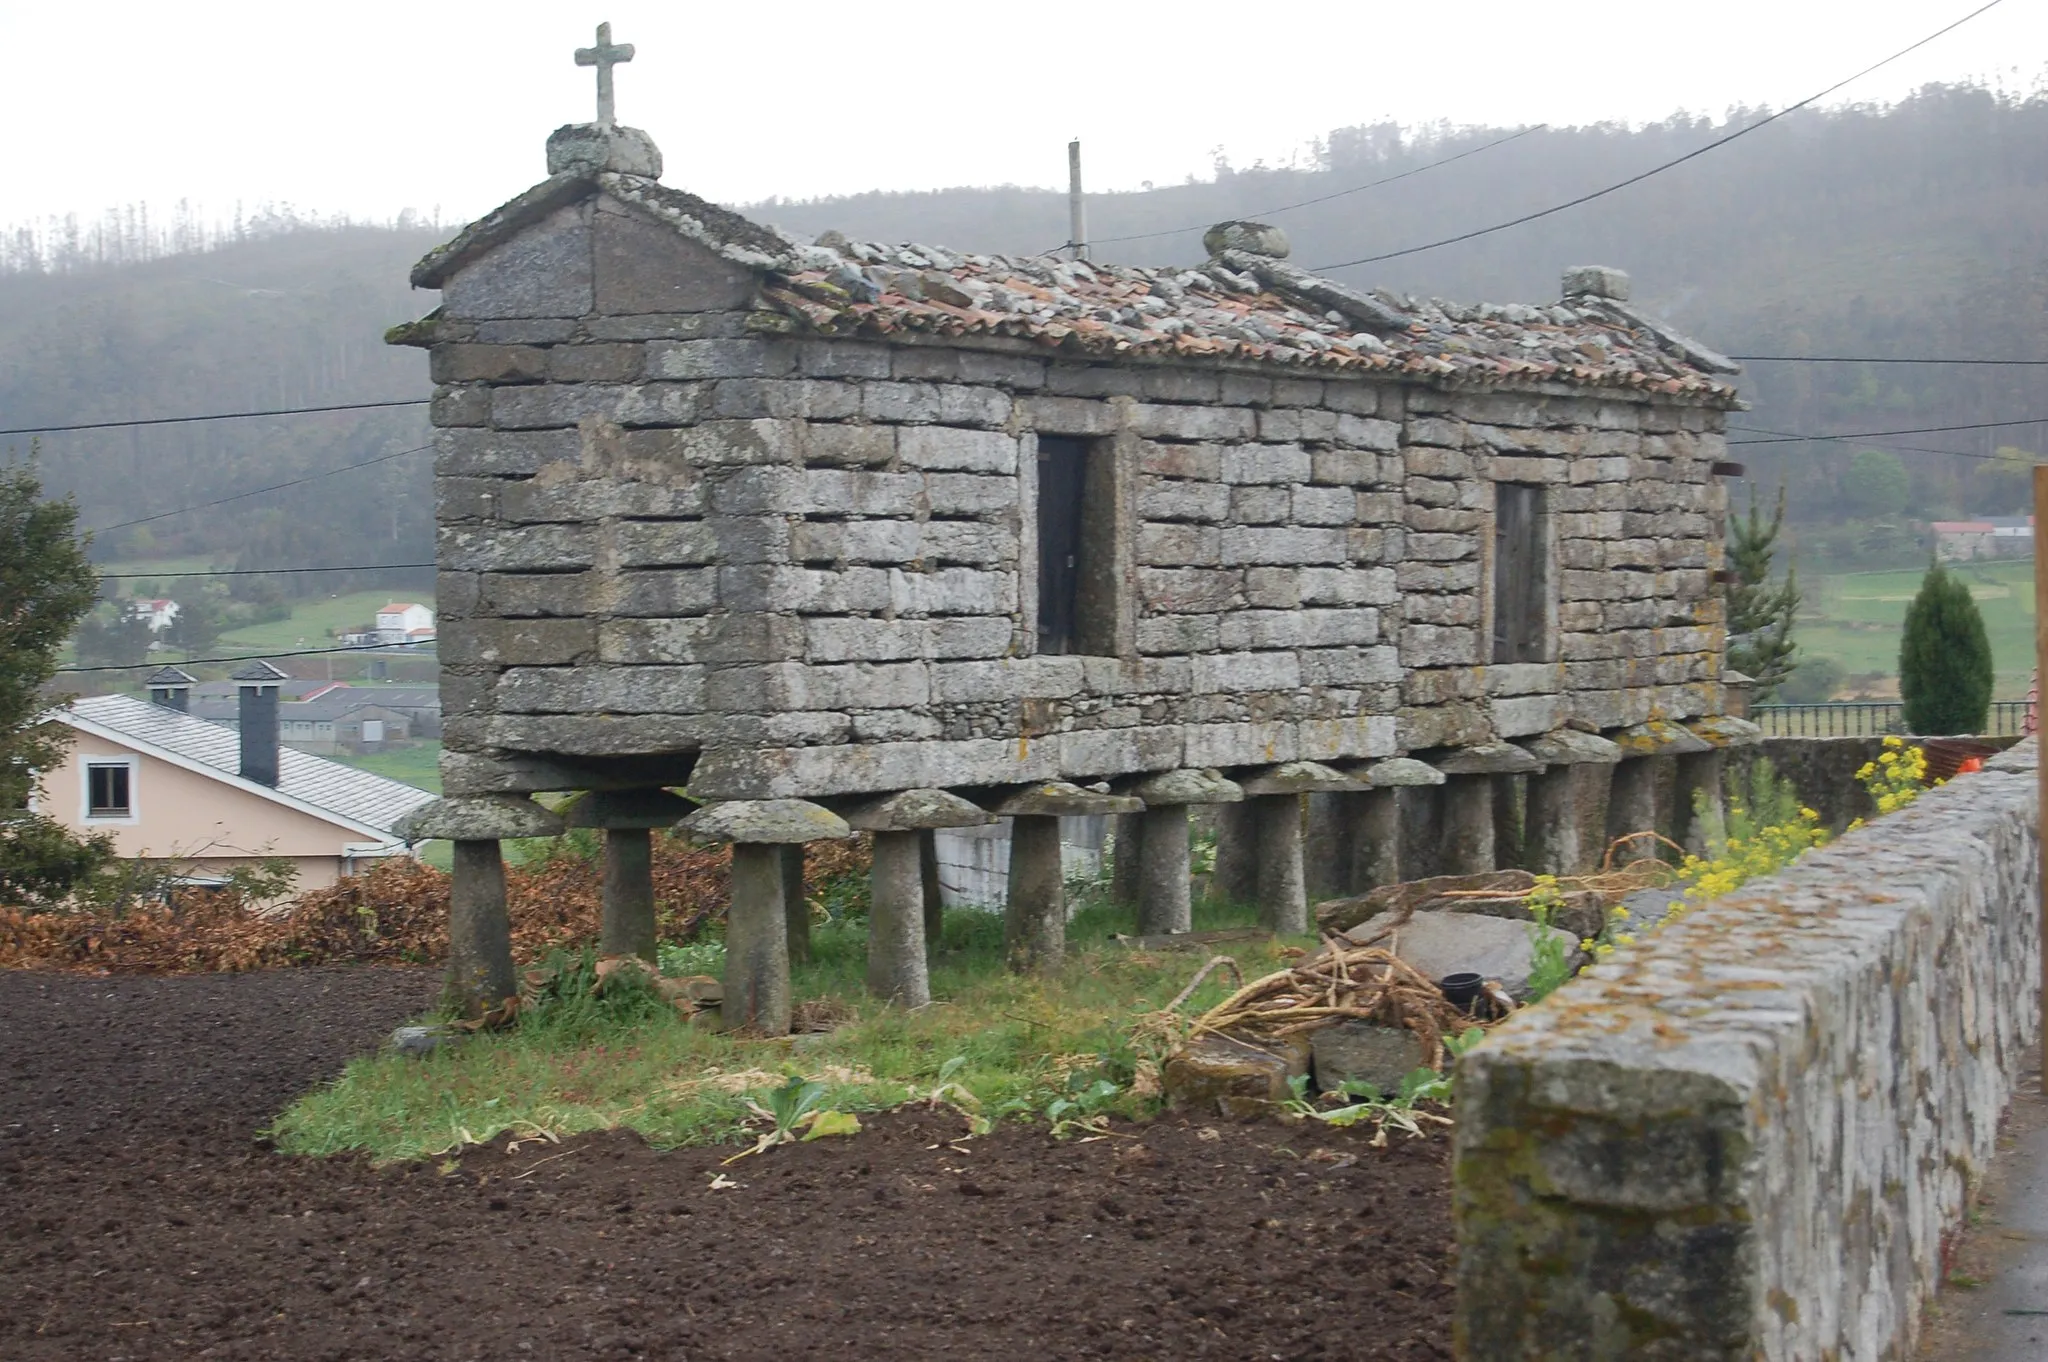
<box><xmin>425</xmin><ymin>202</ymin><xmax>1730</xmax><ymax>798</ymax></box>
<box><xmin>1456</xmin><ymin>739</ymin><xmax>2042</xmax><ymax>1359</ymax></box>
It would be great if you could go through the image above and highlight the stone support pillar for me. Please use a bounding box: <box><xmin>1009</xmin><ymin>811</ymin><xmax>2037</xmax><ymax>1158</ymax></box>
<box><xmin>1518</xmin><ymin>730</ymin><xmax>1624</xmax><ymax>876</ymax></box>
<box><xmin>1005</xmin><ymin>815</ymin><xmax>1066</xmax><ymax>972</ymax></box>
<box><xmin>1236</xmin><ymin>763</ymin><xmax>1367</xmax><ymax>936</ymax></box>
<box><xmin>1210</xmin><ymin>800</ymin><xmax>1258</xmax><ymax>906</ymax></box>
<box><xmin>1254</xmin><ymin>795</ymin><xmax>1308</xmax><ymax>933</ymax></box>
<box><xmin>1675</xmin><ymin>716</ymin><xmax>1765</xmax><ymax>856</ymax></box>
<box><xmin>867</xmin><ymin>831</ymin><xmax>926</xmax><ymax>1005</ymax></box>
<box><xmin>393</xmin><ymin>795</ymin><xmax>566</xmax><ymax>1020</ymax></box>
<box><xmin>1303</xmin><ymin>793</ymin><xmax>1348</xmax><ymax>900</ymax></box>
<box><xmin>1491</xmin><ymin>775</ymin><xmax>1525</xmax><ymax>870</ymax></box>
<box><xmin>1110</xmin><ymin>812</ymin><xmax>1145</xmax><ymax>909</ymax></box>
<box><xmin>1672</xmin><ymin>750</ymin><xmax>1725</xmax><ymax>856</ymax></box>
<box><xmin>1125</xmin><ymin>769</ymin><xmax>1244</xmax><ymax>937</ymax></box>
<box><xmin>726</xmin><ymin>843</ymin><xmax>792</xmax><ymax>1036</ymax></box>
<box><xmin>844</xmin><ymin>790</ymin><xmax>996</xmax><ymax>1006</ymax></box>
<box><xmin>1606</xmin><ymin>757</ymin><xmax>1660</xmax><ymax>850</ymax></box>
<box><xmin>1440</xmin><ymin>777</ymin><xmax>1496</xmax><ymax>876</ymax></box>
<box><xmin>919</xmin><ymin>829</ymin><xmax>944</xmax><ymax>948</ymax></box>
<box><xmin>990</xmin><ymin>782</ymin><xmax>1141</xmax><ymax>973</ymax></box>
<box><xmin>1433</xmin><ymin>743</ymin><xmax>1545</xmax><ymax>878</ymax></box>
<box><xmin>600</xmin><ymin>828</ymin><xmax>656</xmax><ymax>960</ymax></box>
<box><xmin>781</xmin><ymin>844</ymin><xmax>810</xmax><ymax>964</ymax></box>
<box><xmin>561</xmin><ymin>787</ymin><xmax>695</xmax><ymax>964</ymax></box>
<box><xmin>449</xmin><ymin>840</ymin><xmax>517</xmax><ymax>1013</ymax></box>
<box><xmin>1138</xmin><ymin>804</ymin><xmax>1192</xmax><ymax>935</ymax></box>
<box><xmin>1346</xmin><ymin>790</ymin><xmax>1404</xmax><ymax>890</ymax></box>
<box><xmin>1608</xmin><ymin>721</ymin><xmax>1716</xmax><ymax>856</ymax></box>
<box><xmin>677</xmin><ymin>799</ymin><xmax>853</xmax><ymax>1037</ymax></box>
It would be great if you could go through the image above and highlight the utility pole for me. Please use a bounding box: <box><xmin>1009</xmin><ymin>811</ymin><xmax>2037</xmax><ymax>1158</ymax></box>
<box><xmin>1068</xmin><ymin>139</ymin><xmax>1088</xmax><ymax>262</ymax></box>
<box><xmin>2034</xmin><ymin>464</ymin><xmax>2047</xmax><ymax>1087</ymax></box>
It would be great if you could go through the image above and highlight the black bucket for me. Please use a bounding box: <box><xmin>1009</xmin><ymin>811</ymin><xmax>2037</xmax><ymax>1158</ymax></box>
<box><xmin>1437</xmin><ymin>971</ymin><xmax>1485</xmax><ymax>1015</ymax></box>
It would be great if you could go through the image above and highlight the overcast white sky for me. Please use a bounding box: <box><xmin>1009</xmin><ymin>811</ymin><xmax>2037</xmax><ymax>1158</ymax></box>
<box><xmin>0</xmin><ymin>0</ymin><xmax>2040</xmax><ymax>231</ymax></box>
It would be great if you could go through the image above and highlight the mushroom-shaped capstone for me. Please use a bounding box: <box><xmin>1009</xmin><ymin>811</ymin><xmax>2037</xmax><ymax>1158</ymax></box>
<box><xmin>679</xmin><ymin>799</ymin><xmax>852</xmax><ymax>844</ymax></box>
<box><xmin>393</xmin><ymin>794</ymin><xmax>566</xmax><ymax>843</ymax></box>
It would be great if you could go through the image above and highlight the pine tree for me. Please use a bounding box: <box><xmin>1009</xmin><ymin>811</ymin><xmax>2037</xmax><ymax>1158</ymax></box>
<box><xmin>1726</xmin><ymin>485</ymin><xmax>1802</xmax><ymax>700</ymax></box>
<box><xmin>1899</xmin><ymin>560</ymin><xmax>1994</xmax><ymax>735</ymax></box>
<box><xmin>0</xmin><ymin>456</ymin><xmax>98</xmax><ymax>807</ymax></box>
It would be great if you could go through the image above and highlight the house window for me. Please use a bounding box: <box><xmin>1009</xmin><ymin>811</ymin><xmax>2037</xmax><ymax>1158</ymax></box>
<box><xmin>1037</xmin><ymin>437</ymin><xmax>1088</xmax><ymax>655</ymax></box>
<box><xmin>1493</xmin><ymin>483</ymin><xmax>1551</xmax><ymax>664</ymax></box>
<box><xmin>84</xmin><ymin>760</ymin><xmax>136</xmax><ymax>822</ymax></box>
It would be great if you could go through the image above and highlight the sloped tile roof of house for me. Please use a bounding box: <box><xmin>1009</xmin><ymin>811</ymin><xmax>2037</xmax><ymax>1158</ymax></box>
<box><xmin>410</xmin><ymin>170</ymin><xmax>1742</xmax><ymax>402</ymax></box>
<box><xmin>60</xmin><ymin>695</ymin><xmax>435</xmax><ymax>838</ymax></box>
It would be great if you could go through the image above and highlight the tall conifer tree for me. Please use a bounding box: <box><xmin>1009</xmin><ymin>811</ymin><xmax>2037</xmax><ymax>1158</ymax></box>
<box><xmin>1726</xmin><ymin>486</ymin><xmax>1802</xmax><ymax>699</ymax></box>
<box><xmin>1899</xmin><ymin>560</ymin><xmax>1993</xmax><ymax>735</ymax></box>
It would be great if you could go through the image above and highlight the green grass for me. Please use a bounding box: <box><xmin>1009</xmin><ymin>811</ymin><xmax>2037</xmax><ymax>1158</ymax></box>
<box><xmin>268</xmin><ymin>891</ymin><xmax>1280</xmax><ymax>1163</ymax></box>
<box><xmin>332</xmin><ymin>742</ymin><xmax>442</xmax><ymax>793</ymax></box>
<box><xmin>1800</xmin><ymin>558</ymin><xmax>2035</xmax><ymax>697</ymax></box>
<box><xmin>215</xmin><ymin>588</ymin><xmax>437</xmax><ymax>653</ymax></box>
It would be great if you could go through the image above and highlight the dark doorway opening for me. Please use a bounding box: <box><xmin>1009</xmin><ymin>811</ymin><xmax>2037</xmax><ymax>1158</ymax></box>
<box><xmin>1037</xmin><ymin>437</ymin><xmax>1088</xmax><ymax>655</ymax></box>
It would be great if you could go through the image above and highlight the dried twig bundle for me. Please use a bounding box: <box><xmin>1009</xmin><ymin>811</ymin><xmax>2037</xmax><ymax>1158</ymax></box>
<box><xmin>1186</xmin><ymin>942</ymin><xmax>1479</xmax><ymax>1070</ymax></box>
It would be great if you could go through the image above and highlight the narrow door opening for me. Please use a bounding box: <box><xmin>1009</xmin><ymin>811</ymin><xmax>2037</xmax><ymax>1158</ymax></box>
<box><xmin>1037</xmin><ymin>437</ymin><xmax>1087</xmax><ymax>655</ymax></box>
<box><xmin>1493</xmin><ymin>483</ymin><xmax>1550</xmax><ymax>664</ymax></box>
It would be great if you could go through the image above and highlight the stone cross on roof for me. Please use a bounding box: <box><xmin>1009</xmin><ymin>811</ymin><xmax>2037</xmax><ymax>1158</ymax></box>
<box><xmin>574</xmin><ymin>22</ymin><xmax>635</xmax><ymax>129</ymax></box>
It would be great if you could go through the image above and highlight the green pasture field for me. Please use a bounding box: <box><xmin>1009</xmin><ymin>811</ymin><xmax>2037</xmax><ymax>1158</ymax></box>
<box><xmin>1799</xmin><ymin>558</ymin><xmax>2035</xmax><ymax>698</ymax></box>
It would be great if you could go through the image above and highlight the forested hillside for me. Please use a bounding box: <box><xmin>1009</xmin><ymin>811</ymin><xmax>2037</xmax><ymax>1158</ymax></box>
<box><xmin>7</xmin><ymin>83</ymin><xmax>2047</xmax><ymax>596</ymax></box>
<box><xmin>0</xmin><ymin>218</ymin><xmax>442</xmax><ymax>603</ymax></box>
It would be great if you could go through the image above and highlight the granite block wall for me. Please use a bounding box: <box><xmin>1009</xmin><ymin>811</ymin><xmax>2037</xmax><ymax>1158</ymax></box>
<box><xmin>424</xmin><ymin>193</ymin><xmax>1732</xmax><ymax>799</ymax></box>
<box><xmin>1454</xmin><ymin>739</ymin><xmax>2042</xmax><ymax>1359</ymax></box>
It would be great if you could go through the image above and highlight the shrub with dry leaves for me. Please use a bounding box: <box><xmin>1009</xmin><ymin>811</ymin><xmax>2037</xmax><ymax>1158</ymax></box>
<box><xmin>0</xmin><ymin>833</ymin><xmax>872</xmax><ymax>974</ymax></box>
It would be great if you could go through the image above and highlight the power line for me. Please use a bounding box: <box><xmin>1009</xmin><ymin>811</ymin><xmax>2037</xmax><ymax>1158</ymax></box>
<box><xmin>1731</xmin><ymin>355</ymin><xmax>2048</xmax><ymax>366</ymax></box>
<box><xmin>1309</xmin><ymin>0</ymin><xmax>2007</xmax><ymax>273</ymax></box>
<box><xmin>87</xmin><ymin>443</ymin><xmax>433</xmax><ymax>535</ymax></box>
<box><xmin>57</xmin><ymin>639</ymin><xmax>436</xmax><ymax>674</ymax></box>
<box><xmin>96</xmin><ymin>562</ymin><xmax>434</xmax><ymax>581</ymax></box>
<box><xmin>1728</xmin><ymin>422</ymin><xmax>2010</xmax><ymax>462</ymax></box>
<box><xmin>1728</xmin><ymin>414</ymin><xmax>2048</xmax><ymax>449</ymax></box>
<box><xmin>1089</xmin><ymin>127</ymin><xmax>1547</xmax><ymax>248</ymax></box>
<box><xmin>0</xmin><ymin>397</ymin><xmax>427</xmax><ymax>438</ymax></box>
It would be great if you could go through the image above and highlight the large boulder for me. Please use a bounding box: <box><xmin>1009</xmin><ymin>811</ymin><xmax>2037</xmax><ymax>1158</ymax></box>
<box><xmin>1317</xmin><ymin>869</ymin><xmax>1606</xmax><ymax>941</ymax></box>
<box><xmin>1341</xmin><ymin>911</ymin><xmax>1577</xmax><ymax>1001</ymax></box>
<box><xmin>1316</xmin><ymin>870</ymin><xmax>1536</xmax><ymax>935</ymax></box>
<box><xmin>1162</xmin><ymin>1034</ymin><xmax>1310</xmax><ymax>1118</ymax></box>
<box><xmin>1311</xmin><ymin>1022</ymin><xmax>1433</xmax><ymax>1096</ymax></box>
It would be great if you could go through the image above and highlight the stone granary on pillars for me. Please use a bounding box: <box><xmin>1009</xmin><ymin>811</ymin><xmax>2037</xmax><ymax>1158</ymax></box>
<box><xmin>391</xmin><ymin>30</ymin><xmax>1756</xmax><ymax>1029</ymax></box>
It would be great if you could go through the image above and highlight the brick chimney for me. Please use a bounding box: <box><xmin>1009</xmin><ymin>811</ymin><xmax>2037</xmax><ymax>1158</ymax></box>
<box><xmin>231</xmin><ymin>660</ymin><xmax>288</xmax><ymax>787</ymax></box>
<box><xmin>145</xmin><ymin>665</ymin><xmax>196</xmax><ymax>713</ymax></box>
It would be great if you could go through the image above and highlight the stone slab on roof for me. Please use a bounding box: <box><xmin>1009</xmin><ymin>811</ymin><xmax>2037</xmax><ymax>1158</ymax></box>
<box><xmin>407</xmin><ymin>167</ymin><xmax>1742</xmax><ymax>401</ymax></box>
<box><xmin>59</xmin><ymin>694</ymin><xmax>435</xmax><ymax>839</ymax></box>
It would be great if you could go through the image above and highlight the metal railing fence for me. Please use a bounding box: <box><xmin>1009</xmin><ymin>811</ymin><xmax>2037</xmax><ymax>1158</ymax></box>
<box><xmin>1751</xmin><ymin>701</ymin><xmax>2031</xmax><ymax>738</ymax></box>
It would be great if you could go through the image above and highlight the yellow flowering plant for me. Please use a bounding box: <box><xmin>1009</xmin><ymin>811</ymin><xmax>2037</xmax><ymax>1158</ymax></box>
<box><xmin>1638</xmin><ymin>740</ymin><xmax>1928</xmax><ymax>942</ymax></box>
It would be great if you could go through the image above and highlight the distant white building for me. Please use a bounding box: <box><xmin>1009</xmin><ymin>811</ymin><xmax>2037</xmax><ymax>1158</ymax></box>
<box><xmin>128</xmin><ymin>598</ymin><xmax>179</xmax><ymax>633</ymax></box>
<box><xmin>366</xmin><ymin>602</ymin><xmax>435</xmax><ymax>646</ymax></box>
<box><xmin>1932</xmin><ymin>516</ymin><xmax>2033</xmax><ymax>561</ymax></box>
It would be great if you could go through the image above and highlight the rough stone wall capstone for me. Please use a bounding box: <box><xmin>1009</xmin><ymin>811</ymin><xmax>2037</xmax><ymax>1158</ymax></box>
<box><xmin>1454</xmin><ymin>739</ymin><xmax>2043</xmax><ymax>1360</ymax></box>
<box><xmin>425</xmin><ymin>193</ymin><xmax>1731</xmax><ymax>799</ymax></box>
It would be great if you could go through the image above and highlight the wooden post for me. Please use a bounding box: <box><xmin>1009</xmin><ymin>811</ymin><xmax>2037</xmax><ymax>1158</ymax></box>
<box><xmin>2034</xmin><ymin>464</ymin><xmax>2048</xmax><ymax>1088</ymax></box>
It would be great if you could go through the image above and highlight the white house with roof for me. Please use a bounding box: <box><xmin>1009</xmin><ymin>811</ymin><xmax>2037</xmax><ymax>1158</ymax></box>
<box><xmin>128</xmin><ymin>598</ymin><xmax>180</xmax><ymax>633</ymax></box>
<box><xmin>373</xmin><ymin>602</ymin><xmax>436</xmax><ymax>644</ymax></box>
<box><xmin>30</xmin><ymin>665</ymin><xmax>434</xmax><ymax>896</ymax></box>
<box><xmin>1931</xmin><ymin>515</ymin><xmax>2034</xmax><ymax>561</ymax></box>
